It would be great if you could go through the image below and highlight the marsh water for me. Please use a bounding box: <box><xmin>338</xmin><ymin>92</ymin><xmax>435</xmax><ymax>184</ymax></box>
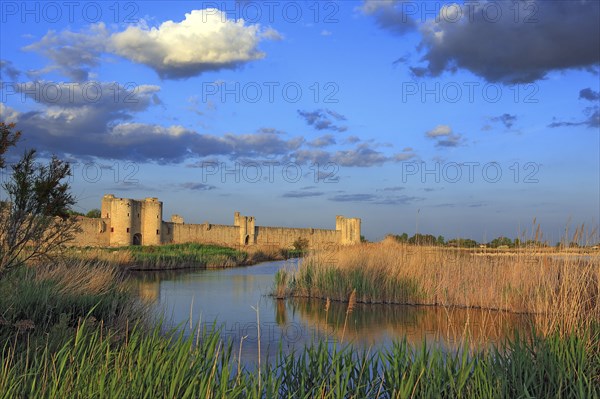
<box><xmin>130</xmin><ymin>259</ymin><xmax>533</xmax><ymax>365</ymax></box>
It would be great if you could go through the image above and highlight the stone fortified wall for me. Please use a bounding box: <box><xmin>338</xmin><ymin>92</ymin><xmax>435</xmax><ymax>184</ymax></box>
<box><xmin>71</xmin><ymin>194</ymin><xmax>361</xmax><ymax>248</ymax></box>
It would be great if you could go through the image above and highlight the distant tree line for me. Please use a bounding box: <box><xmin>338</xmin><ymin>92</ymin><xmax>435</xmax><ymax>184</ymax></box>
<box><xmin>389</xmin><ymin>233</ymin><xmax>555</xmax><ymax>248</ymax></box>
<box><xmin>67</xmin><ymin>208</ymin><xmax>101</xmax><ymax>218</ymax></box>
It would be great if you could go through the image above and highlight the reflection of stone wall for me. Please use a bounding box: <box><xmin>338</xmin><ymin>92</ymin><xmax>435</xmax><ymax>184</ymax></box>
<box><xmin>137</xmin><ymin>281</ymin><xmax>160</xmax><ymax>303</ymax></box>
<box><xmin>72</xmin><ymin>194</ymin><xmax>361</xmax><ymax>248</ymax></box>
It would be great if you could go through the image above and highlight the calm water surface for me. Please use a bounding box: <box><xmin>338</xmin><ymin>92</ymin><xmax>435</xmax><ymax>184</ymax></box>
<box><xmin>130</xmin><ymin>259</ymin><xmax>532</xmax><ymax>365</ymax></box>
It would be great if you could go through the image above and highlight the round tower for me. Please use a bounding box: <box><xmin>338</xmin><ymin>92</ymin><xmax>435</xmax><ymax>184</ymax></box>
<box><xmin>110</xmin><ymin>198</ymin><xmax>134</xmax><ymax>246</ymax></box>
<box><xmin>142</xmin><ymin>197</ymin><xmax>163</xmax><ymax>245</ymax></box>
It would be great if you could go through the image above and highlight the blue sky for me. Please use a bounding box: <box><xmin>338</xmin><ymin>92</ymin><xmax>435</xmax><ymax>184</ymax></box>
<box><xmin>1</xmin><ymin>0</ymin><xmax>598</xmax><ymax>242</ymax></box>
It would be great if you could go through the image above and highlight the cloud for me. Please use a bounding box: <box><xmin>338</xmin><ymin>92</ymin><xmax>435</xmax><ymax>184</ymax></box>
<box><xmin>256</xmin><ymin>127</ymin><xmax>286</xmax><ymax>135</ymax></box>
<box><xmin>313</xmin><ymin>171</ymin><xmax>340</xmax><ymax>182</ymax></box>
<box><xmin>292</xmin><ymin>142</ymin><xmax>415</xmax><ymax>167</ymax></box>
<box><xmin>180</xmin><ymin>182</ymin><xmax>216</xmax><ymax>190</ymax></box>
<box><xmin>328</xmin><ymin>192</ymin><xmax>423</xmax><ymax>205</ymax></box>
<box><xmin>282</xmin><ymin>190</ymin><xmax>325</xmax><ymax>198</ymax></box>
<box><xmin>0</xmin><ymin>60</ymin><xmax>21</xmax><ymax>81</ymax></box>
<box><xmin>24</xmin><ymin>24</ymin><xmax>109</xmax><ymax>81</ymax></box>
<box><xmin>344</xmin><ymin>135</ymin><xmax>361</xmax><ymax>144</ymax></box>
<box><xmin>378</xmin><ymin>186</ymin><xmax>405</xmax><ymax>192</ymax></box>
<box><xmin>0</xmin><ymin>103</ymin><xmax>20</xmax><ymax>124</ymax></box>
<box><xmin>373</xmin><ymin>195</ymin><xmax>424</xmax><ymax>205</ymax></box>
<box><xmin>329</xmin><ymin>194</ymin><xmax>376</xmax><ymax>202</ymax></box>
<box><xmin>359</xmin><ymin>0</ymin><xmax>417</xmax><ymax>36</ymax></box>
<box><xmin>320</xmin><ymin>30</ymin><xmax>332</xmax><ymax>36</ymax></box>
<box><xmin>297</xmin><ymin>109</ymin><xmax>348</xmax><ymax>132</ymax></box>
<box><xmin>548</xmin><ymin>108</ymin><xmax>599</xmax><ymax>129</ymax></box>
<box><xmin>5</xmin><ymin>82</ymin><xmax>310</xmax><ymax>163</ymax></box>
<box><xmin>425</xmin><ymin>125</ymin><xmax>464</xmax><ymax>148</ymax></box>
<box><xmin>549</xmin><ymin>89</ymin><xmax>599</xmax><ymax>129</ymax></box>
<box><xmin>491</xmin><ymin>113</ymin><xmax>517</xmax><ymax>129</ymax></box>
<box><xmin>6</xmin><ymin>81</ymin><xmax>418</xmax><ymax>167</ymax></box>
<box><xmin>308</xmin><ymin>134</ymin><xmax>336</xmax><ymax>148</ymax></box>
<box><xmin>425</xmin><ymin>125</ymin><xmax>452</xmax><ymax>138</ymax></box>
<box><xmin>24</xmin><ymin>9</ymin><xmax>278</xmax><ymax>80</ymax></box>
<box><xmin>395</xmin><ymin>1</ymin><xmax>600</xmax><ymax>83</ymax></box>
<box><xmin>110</xmin><ymin>9</ymin><xmax>274</xmax><ymax>79</ymax></box>
<box><xmin>331</xmin><ymin>143</ymin><xmax>389</xmax><ymax>166</ymax></box>
<box><xmin>579</xmin><ymin>88</ymin><xmax>600</xmax><ymax>101</ymax></box>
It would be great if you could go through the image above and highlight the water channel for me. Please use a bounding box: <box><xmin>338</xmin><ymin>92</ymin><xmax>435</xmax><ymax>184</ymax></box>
<box><xmin>130</xmin><ymin>259</ymin><xmax>532</xmax><ymax>365</ymax></box>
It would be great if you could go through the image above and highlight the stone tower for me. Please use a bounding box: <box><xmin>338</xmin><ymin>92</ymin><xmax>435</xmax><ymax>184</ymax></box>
<box><xmin>102</xmin><ymin>194</ymin><xmax>134</xmax><ymax>246</ymax></box>
<box><xmin>101</xmin><ymin>194</ymin><xmax>163</xmax><ymax>246</ymax></box>
<box><xmin>141</xmin><ymin>197</ymin><xmax>162</xmax><ymax>246</ymax></box>
<box><xmin>336</xmin><ymin>216</ymin><xmax>361</xmax><ymax>245</ymax></box>
<box><xmin>234</xmin><ymin>211</ymin><xmax>256</xmax><ymax>245</ymax></box>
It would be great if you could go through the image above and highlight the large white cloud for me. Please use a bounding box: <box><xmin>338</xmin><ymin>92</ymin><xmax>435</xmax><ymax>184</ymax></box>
<box><xmin>24</xmin><ymin>9</ymin><xmax>278</xmax><ymax>81</ymax></box>
<box><xmin>110</xmin><ymin>9</ymin><xmax>269</xmax><ymax>79</ymax></box>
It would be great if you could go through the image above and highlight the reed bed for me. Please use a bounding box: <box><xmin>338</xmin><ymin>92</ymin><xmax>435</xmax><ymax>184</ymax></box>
<box><xmin>1</xmin><ymin>320</ymin><xmax>598</xmax><ymax>398</ymax></box>
<box><xmin>276</xmin><ymin>241</ymin><xmax>600</xmax><ymax>336</ymax></box>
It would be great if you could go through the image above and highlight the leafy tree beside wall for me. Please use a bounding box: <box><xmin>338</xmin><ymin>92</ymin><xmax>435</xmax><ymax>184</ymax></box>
<box><xmin>0</xmin><ymin>122</ymin><xmax>78</xmax><ymax>278</ymax></box>
<box><xmin>86</xmin><ymin>209</ymin><xmax>101</xmax><ymax>218</ymax></box>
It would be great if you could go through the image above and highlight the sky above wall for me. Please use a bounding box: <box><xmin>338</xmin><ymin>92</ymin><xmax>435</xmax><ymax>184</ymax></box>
<box><xmin>0</xmin><ymin>0</ymin><xmax>598</xmax><ymax>242</ymax></box>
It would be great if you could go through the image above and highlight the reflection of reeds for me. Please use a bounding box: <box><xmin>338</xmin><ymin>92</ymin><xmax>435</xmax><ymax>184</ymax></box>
<box><xmin>290</xmin><ymin>297</ymin><xmax>530</xmax><ymax>348</ymax></box>
<box><xmin>341</xmin><ymin>289</ymin><xmax>356</xmax><ymax>342</ymax></box>
<box><xmin>279</xmin><ymin>241</ymin><xmax>600</xmax><ymax>336</ymax></box>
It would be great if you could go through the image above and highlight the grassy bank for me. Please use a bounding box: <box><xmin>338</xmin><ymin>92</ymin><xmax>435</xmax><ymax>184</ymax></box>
<box><xmin>274</xmin><ymin>242</ymin><xmax>600</xmax><ymax>336</ymax></box>
<box><xmin>67</xmin><ymin>243</ymin><xmax>304</xmax><ymax>270</ymax></box>
<box><xmin>67</xmin><ymin>243</ymin><xmax>248</xmax><ymax>270</ymax></box>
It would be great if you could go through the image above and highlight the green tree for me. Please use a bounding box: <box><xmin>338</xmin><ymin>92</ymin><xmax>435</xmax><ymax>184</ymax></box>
<box><xmin>0</xmin><ymin>122</ymin><xmax>21</xmax><ymax>169</ymax></box>
<box><xmin>447</xmin><ymin>238</ymin><xmax>478</xmax><ymax>248</ymax></box>
<box><xmin>489</xmin><ymin>236</ymin><xmax>513</xmax><ymax>248</ymax></box>
<box><xmin>409</xmin><ymin>234</ymin><xmax>437</xmax><ymax>246</ymax></box>
<box><xmin>436</xmin><ymin>235</ymin><xmax>445</xmax><ymax>246</ymax></box>
<box><xmin>86</xmin><ymin>208</ymin><xmax>101</xmax><ymax>218</ymax></box>
<box><xmin>292</xmin><ymin>237</ymin><xmax>309</xmax><ymax>252</ymax></box>
<box><xmin>394</xmin><ymin>233</ymin><xmax>409</xmax><ymax>243</ymax></box>
<box><xmin>0</xmin><ymin>123</ymin><xmax>78</xmax><ymax>277</ymax></box>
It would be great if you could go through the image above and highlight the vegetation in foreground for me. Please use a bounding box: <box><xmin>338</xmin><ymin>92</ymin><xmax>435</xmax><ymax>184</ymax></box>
<box><xmin>275</xmin><ymin>240</ymin><xmax>600</xmax><ymax>337</ymax></box>
<box><xmin>0</xmin><ymin>258</ymin><xmax>598</xmax><ymax>398</ymax></box>
<box><xmin>0</xmin><ymin>260</ymin><xmax>598</xmax><ymax>398</ymax></box>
